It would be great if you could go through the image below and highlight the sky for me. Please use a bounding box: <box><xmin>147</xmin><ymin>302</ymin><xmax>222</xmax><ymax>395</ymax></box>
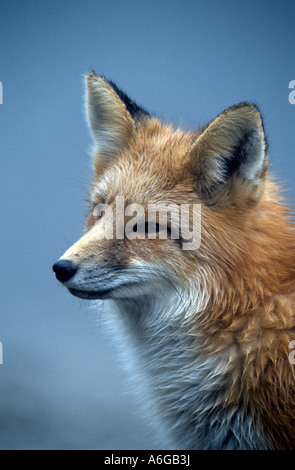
<box><xmin>0</xmin><ymin>0</ymin><xmax>294</xmax><ymax>449</ymax></box>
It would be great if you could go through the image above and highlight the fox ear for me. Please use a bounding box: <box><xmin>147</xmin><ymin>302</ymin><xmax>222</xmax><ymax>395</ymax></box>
<box><xmin>86</xmin><ymin>73</ymin><xmax>142</xmax><ymax>166</ymax></box>
<box><xmin>188</xmin><ymin>103</ymin><xmax>268</xmax><ymax>203</ymax></box>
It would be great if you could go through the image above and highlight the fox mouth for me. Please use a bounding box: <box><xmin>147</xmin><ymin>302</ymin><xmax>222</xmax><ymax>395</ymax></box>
<box><xmin>67</xmin><ymin>280</ymin><xmax>144</xmax><ymax>300</ymax></box>
<box><xmin>68</xmin><ymin>287</ymin><xmax>113</xmax><ymax>299</ymax></box>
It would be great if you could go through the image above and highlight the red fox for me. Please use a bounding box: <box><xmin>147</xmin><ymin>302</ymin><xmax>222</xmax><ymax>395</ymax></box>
<box><xmin>53</xmin><ymin>72</ymin><xmax>295</xmax><ymax>450</ymax></box>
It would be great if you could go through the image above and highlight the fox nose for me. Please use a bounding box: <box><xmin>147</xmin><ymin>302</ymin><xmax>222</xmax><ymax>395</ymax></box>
<box><xmin>52</xmin><ymin>260</ymin><xmax>77</xmax><ymax>283</ymax></box>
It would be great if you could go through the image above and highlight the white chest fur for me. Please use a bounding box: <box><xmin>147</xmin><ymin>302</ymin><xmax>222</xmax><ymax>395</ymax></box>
<box><xmin>96</xmin><ymin>293</ymin><xmax>269</xmax><ymax>450</ymax></box>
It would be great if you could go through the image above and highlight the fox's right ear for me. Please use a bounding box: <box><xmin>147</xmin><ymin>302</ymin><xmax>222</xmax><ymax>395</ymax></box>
<box><xmin>187</xmin><ymin>103</ymin><xmax>268</xmax><ymax>204</ymax></box>
<box><xmin>86</xmin><ymin>73</ymin><xmax>137</xmax><ymax>170</ymax></box>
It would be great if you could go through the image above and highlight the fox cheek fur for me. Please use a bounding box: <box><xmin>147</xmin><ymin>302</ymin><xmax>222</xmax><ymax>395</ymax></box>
<box><xmin>53</xmin><ymin>73</ymin><xmax>295</xmax><ymax>450</ymax></box>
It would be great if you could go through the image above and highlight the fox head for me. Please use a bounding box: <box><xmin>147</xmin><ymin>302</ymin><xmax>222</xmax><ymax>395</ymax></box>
<box><xmin>53</xmin><ymin>72</ymin><xmax>274</xmax><ymax>307</ymax></box>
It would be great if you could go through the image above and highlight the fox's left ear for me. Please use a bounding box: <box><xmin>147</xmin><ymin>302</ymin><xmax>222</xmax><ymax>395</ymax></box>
<box><xmin>188</xmin><ymin>103</ymin><xmax>268</xmax><ymax>203</ymax></box>
<box><xmin>86</xmin><ymin>73</ymin><xmax>148</xmax><ymax>171</ymax></box>
<box><xmin>86</xmin><ymin>73</ymin><xmax>136</xmax><ymax>166</ymax></box>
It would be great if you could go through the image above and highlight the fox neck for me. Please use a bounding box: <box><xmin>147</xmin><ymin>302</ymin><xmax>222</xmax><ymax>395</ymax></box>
<box><xmin>101</xmin><ymin>285</ymin><xmax>270</xmax><ymax>450</ymax></box>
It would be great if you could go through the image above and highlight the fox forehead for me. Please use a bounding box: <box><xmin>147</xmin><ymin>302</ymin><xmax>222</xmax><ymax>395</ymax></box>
<box><xmin>90</xmin><ymin>119</ymin><xmax>197</xmax><ymax>205</ymax></box>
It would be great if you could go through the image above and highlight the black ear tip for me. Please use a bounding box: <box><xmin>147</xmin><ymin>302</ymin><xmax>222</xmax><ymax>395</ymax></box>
<box><xmin>225</xmin><ymin>101</ymin><xmax>262</xmax><ymax>118</ymax></box>
<box><xmin>87</xmin><ymin>71</ymin><xmax>101</xmax><ymax>82</ymax></box>
<box><xmin>103</xmin><ymin>77</ymin><xmax>150</xmax><ymax>120</ymax></box>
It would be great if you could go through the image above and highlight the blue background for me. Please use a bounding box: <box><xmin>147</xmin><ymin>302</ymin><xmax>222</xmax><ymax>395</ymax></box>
<box><xmin>0</xmin><ymin>0</ymin><xmax>294</xmax><ymax>449</ymax></box>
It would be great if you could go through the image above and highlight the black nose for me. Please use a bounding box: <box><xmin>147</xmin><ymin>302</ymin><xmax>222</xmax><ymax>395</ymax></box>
<box><xmin>52</xmin><ymin>260</ymin><xmax>77</xmax><ymax>283</ymax></box>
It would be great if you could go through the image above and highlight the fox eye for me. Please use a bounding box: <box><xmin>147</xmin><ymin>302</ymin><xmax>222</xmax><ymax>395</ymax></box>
<box><xmin>132</xmin><ymin>222</ymin><xmax>160</xmax><ymax>233</ymax></box>
<box><xmin>145</xmin><ymin>222</ymin><xmax>160</xmax><ymax>234</ymax></box>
